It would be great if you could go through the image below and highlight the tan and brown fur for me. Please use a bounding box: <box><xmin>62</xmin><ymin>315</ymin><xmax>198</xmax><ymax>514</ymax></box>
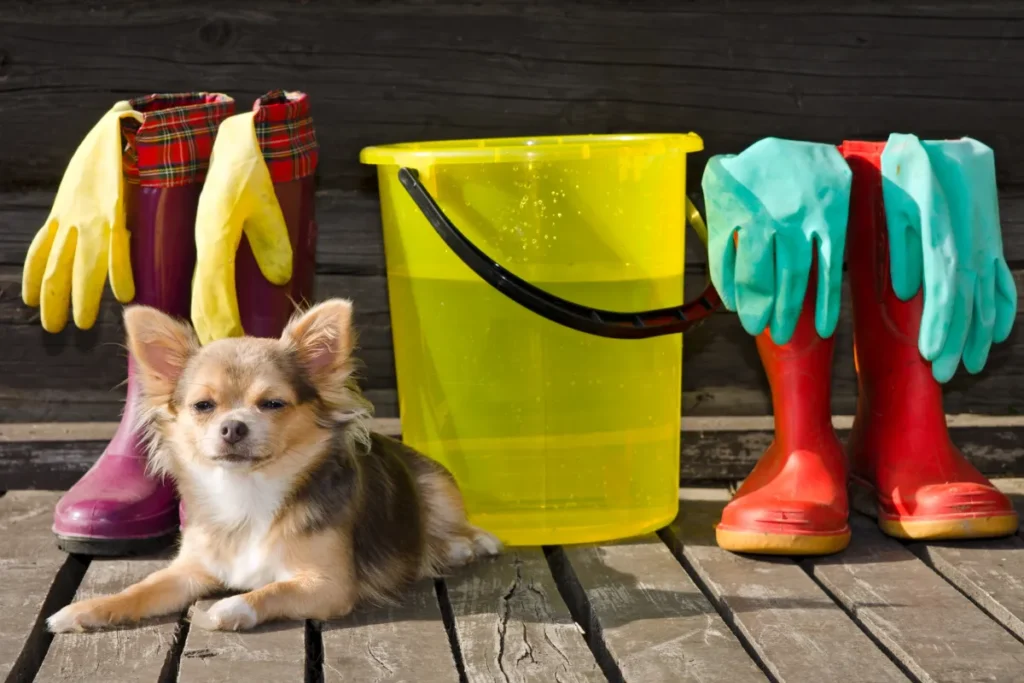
<box><xmin>47</xmin><ymin>299</ymin><xmax>500</xmax><ymax>633</ymax></box>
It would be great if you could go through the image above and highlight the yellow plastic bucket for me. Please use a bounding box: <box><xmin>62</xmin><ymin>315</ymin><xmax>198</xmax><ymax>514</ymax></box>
<box><xmin>361</xmin><ymin>134</ymin><xmax>717</xmax><ymax>545</ymax></box>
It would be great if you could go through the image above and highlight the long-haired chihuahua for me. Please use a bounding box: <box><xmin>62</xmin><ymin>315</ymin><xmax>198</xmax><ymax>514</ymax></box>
<box><xmin>47</xmin><ymin>298</ymin><xmax>500</xmax><ymax>632</ymax></box>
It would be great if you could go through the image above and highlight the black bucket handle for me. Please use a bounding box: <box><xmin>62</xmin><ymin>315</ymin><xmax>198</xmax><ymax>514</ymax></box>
<box><xmin>398</xmin><ymin>167</ymin><xmax>721</xmax><ymax>340</ymax></box>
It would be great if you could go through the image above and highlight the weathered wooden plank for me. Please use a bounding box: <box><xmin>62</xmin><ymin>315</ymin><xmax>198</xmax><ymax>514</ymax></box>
<box><xmin>5</xmin><ymin>263</ymin><xmax>1024</xmax><ymax>425</ymax></box>
<box><xmin>320</xmin><ymin>578</ymin><xmax>460</xmax><ymax>683</ymax></box>
<box><xmin>663</xmin><ymin>489</ymin><xmax>907</xmax><ymax>683</ymax></box>
<box><xmin>2</xmin><ymin>3</ymin><xmax>1024</xmax><ymax>191</ymax></box>
<box><xmin>4</xmin><ymin>417</ymin><xmax>1024</xmax><ymax>491</ymax></box>
<box><xmin>35</xmin><ymin>556</ymin><xmax>184</xmax><ymax>683</ymax></box>
<box><xmin>807</xmin><ymin>514</ymin><xmax>1024</xmax><ymax>681</ymax></box>
<box><xmin>177</xmin><ymin>598</ymin><xmax>306</xmax><ymax>682</ymax></box>
<box><xmin>0</xmin><ymin>491</ymin><xmax>87</xmax><ymax>683</ymax></box>
<box><xmin>995</xmin><ymin>478</ymin><xmax>1024</xmax><ymax>523</ymax></box>
<box><xmin>855</xmin><ymin>478</ymin><xmax>1024</xmax><ymax>643</ymax></box>
<box><xmin>0</xmin><ymin>418</ymin><xmax>393</xmax><ymax>491</ymax></box>
<box><xmin>911</xmin><ymin>536</ymin><xmax>1024</xmax><ymax>643</ymax></box>
<box><xmin>443</xmin><ymin>548</ymin><xmax>602</xmax><ymax>683</ymax></box>
<box><xmin>555</xmin><ymin>535</ymin><xmax>766</xmax><ymax>682</ymax></box>
<box><xmin>0</xmin><ymin>265</ymin><xmax>401</xmax><ymax>422</ymax></box>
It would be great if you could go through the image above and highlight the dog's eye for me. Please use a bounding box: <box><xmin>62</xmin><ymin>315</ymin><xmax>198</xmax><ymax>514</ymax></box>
<box><xmin>258</xmin><ymin>399</ymin><xmax>287</xmax><ymax>411</ymax></box>
<box><xmin>192</xmin><ymin>400</ymin><xmax>216</xmax><ymax>413</ymax></box>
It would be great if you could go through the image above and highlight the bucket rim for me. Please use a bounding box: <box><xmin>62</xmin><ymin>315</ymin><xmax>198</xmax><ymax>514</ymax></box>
<box><xmin>359</xmin><ymin>132</ymin><xmax>703</xmax><ymax>167</ymax></box>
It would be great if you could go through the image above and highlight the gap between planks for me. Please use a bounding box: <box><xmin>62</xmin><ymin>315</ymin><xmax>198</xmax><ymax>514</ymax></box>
<box><xmin>14</xmin><ymin>484</ymin><xmax>1024</xmax><ymax>683</ymax></box>
<box><xmin>5</xmin><ymin>414</ymin><xmax>1024</xmax><ymax>443</ymax></box>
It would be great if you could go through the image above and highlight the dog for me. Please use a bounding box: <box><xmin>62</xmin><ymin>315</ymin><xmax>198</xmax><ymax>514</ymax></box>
<box><xmin>47</xmin><ymin>298</ymin><xmax>500</xmax><ymax>632</ymax></box>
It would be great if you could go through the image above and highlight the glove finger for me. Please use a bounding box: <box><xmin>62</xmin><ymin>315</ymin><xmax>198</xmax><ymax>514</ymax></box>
<box><xmin>39</xmin><ymin>226</ymin><xmax>78</xmax><ymax>334</ymax></box>
<box><xmin>913</xmin><ymin>168</ymin><xmax>955</xmax><ymax>361</ymax></box>
<box><xmin>708</xmin><ymin>225</ymin><xmax>740</xmax><ymax>312</ymax></box>
<box><xmin>814</xmin><ymin>232</ymin><xmax>845</xmax><ymax>339</ymax></box>
<box><xmin>894</xmin><ymin>221</ymin><xmax>925</xmax><ymax>304</ymax></box>
<box><xmin>733</xmin><ymin>228</ymin><xmax>775</xmax><ymax>337</ymax></box>
<box><xmin>880</xmin><ymin>153</ymin><xmax>924</xmax><ymax>301</ymax></box>
<box><xmin>191</xmin><ymin>249</ymin><xmax>246</xmax><ymax>345</ymax></box>
<box><xmin>963</xmin><ymin>266</ymin><xmax>996</xmax><ymax>374</ymax></box>
<box><xmin>918</xmin><ymin>247</ymin><xmax>957</xmax><ymax>362</ymax></box>
<box><xmin>931</xmin><ymin>271</ymin><xmax>973</xmax><ymax>384</ymax></box>
<box><xmin>187</xmin><ymin>267</ymin><xmax>210</xmax><ymax>346</ymax></box>
<box><xmin>242</xmin><ymin>216</ymin><xmax>293</xmax><ymax>287</ymax></box>
<box><xmin>108</xmin><ymin>215</ymin><xmax>135</xmax><ymax>305</ymax></box>
<box><xmin>993</xmin><ymin>260</ymin><xmax>1017</xmax><ymax>344</ymax></box>
<box><xmin>769</xmin><ymin>234</ymin><xmax>810</xmax><ymax>345</ymax></box>
<box><xmin>71</xmin><ymin>222</ymin><xmax>110</xmax><ymax>331</ymax></box>
<box><xmin>241</xmin><ymin>172</ymin><xmax>293</xmax><ymax>287</ymax></box>
<box><xmin>22</xmin><ymin>218</ymin><xmax>59</xmax><ymax>308</ymax></box>
<box><xmin>701</xmin><ymin>155</ymin><xmax>745</xmax><ymax>312</ymax></box>
<box><xmin>193</xmin><ymin>182</ymin><xmax>245</xmax><ymax>344</ymax></box>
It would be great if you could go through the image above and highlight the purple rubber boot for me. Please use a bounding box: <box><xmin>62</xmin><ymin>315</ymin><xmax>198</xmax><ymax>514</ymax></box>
<box><xmin>236</xmin><ymin>90</ymin><xmax>319</xmax><ymax>336</ymax></box>
<box><xmin>178</xmin><ymin>91</ymin><xmax>318</xmax><ymax>531</ymax></box>
<box><xmin>54</xmin><ymin>93</ymin><xmax>235</xmax><ymax>556</ymax></box>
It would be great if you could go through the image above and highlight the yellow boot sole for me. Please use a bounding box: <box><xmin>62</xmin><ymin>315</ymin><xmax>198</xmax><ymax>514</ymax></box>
<box><xmin>879</xmin><ymin>514</ymin><xmax>1018</xmax><ymax>541</ymax></box>
<box><xmin>715</xmin><ymin>526</ymin><xmax>851</xmax><ymax>556</ymax></box>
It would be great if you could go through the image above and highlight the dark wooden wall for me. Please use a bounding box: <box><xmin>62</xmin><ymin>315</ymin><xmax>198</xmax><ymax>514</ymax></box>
<box><xmin>2</xmin><ymin>0</ymin><xmax>1024</xmax><ymax>485</ymax></box>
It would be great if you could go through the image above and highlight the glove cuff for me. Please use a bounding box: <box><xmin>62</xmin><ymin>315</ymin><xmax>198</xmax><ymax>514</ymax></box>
<box><xmin>122</xmin><ymin>92</ymin><xmax>236</xmax><ymax>188</ymax></box>
<box><xmin>252</xmin><ymin>90</ymin><xmax>319</xmax><ymax>183</ymax></box>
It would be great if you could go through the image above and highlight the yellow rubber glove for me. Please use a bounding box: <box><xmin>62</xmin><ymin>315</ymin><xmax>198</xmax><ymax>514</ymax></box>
<box><xmin>191</xmin><ymin>111</ymin><xmax>293</xmax><ymax>344</ymax></box>
<box><xmin>22</xmin><ymin>101</ymin><xmax>143</xmax><ymax>332</ymax></box>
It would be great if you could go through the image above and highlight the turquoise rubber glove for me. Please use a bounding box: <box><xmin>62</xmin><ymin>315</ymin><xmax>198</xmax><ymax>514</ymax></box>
<box><xmin>881</xmin><ymin>134</ymin><xmax>1016</xmax><ymax>382</ymax></box>
<box><xmin>702</xmin><ymin>137</ymin><xmax>853</xmax><ymax>343</ymax></box>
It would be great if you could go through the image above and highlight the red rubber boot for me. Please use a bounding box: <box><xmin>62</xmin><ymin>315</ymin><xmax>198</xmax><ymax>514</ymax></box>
<box><xmin>178</xmin><ymin>91</ymin><xmax>317</xmax><ymax>530</ymax></box>
<box><xmin>841</xmin><ymin>140</ymin><xmax>1018</xmax><ymax>540</ymax></box>
<box><xmin>53</xmin><ymin>94</ymin><xmax>235</xmax><ymax>555</ymax></box>
<box><xmin>715</xmin><ymin>260</ymin><xmax>850</xmax><ymax>555</ymax></box>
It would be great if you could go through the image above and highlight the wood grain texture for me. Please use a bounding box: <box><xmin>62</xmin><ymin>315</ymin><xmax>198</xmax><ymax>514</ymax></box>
<box><xmin>807</xmin><ymin>514</ymin><xmax>1024</xmax><ymax>682</ymax></box>
<box><xmin>556</xmin><ymin>535</ymin><xmax>766</xmax><ymax>682</ymax></box>
<box><xmin>177</xmin><ymin>599</ymin><xmax>306</xmax><ymax>682</ymax></box>
<box><xmin>0</xmin><ymin>263</ymin><xmax>400</xmax><ymax>423</ymax></box>
<box><xmin>5</xmin><ymin>260</ymin><xmax>1024</xmax><ymax>425</ymax></box>
<box><xmin>0</xmin><ymin>491</ymin><xmax>86</xmax><ymax>683</ymax></box>
<box><xmin>35</xmin><ymin>557</ymin><xmax>183</xmax><ymax>683</ymax></box>
<box><xmin>320</xmin><ymin>578</ymin><xmax>460</xmax><ymax>683</ymax></box>
<box><xmin>443</xmin><ymin>549</ymin><xmax>602</xmax><ymax>683</ymax></box>
<box><xmin>911</xmin><ymin>536</ymin><xmax>1024</xmax><ymax>643</ymax></box>
<box><xmin>1</xmin><ymin>2</ymin><xmax>1024</xmax><ymax>191</ymax></box>
<box><xmin>4</xmin><ymin>419</ymin><xmax>1024</xmax><ymax>491</ymax></box>
<box><xmin>663</xmin><ymin>489</ymin><xmax>906</xmax><ymax>683</ymax></box>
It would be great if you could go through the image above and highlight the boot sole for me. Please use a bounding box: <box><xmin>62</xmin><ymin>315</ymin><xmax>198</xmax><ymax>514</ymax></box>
<box><xmin>715</xmin><ymin>526</ymin><xmax>851</xmax><ymax>556</ymax></box>
<box><xmin>878</xmin><ymin>515</ymin><xmax>1019</xmax><ymax>541</ymax></box>
<box><xmin>55</xmin><ymin>531</ymin><xmax>179</xmax><ymax>557</ymax></box>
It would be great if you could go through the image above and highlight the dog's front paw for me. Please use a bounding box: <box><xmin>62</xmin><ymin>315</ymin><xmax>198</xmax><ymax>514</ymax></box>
<box><xmin>188</xmin><ymin>595</ymin><xmax>258</xmax><ymax>631</ymax></box>
<box><xmin>471</xmin><ymin>527</ymin><xmax>502</xmax><ymax>557</ymax></box>
<box><xmin>47</xmin><ymin>601</ymin><xmax>110</xmax><ymax>633</ymax></box>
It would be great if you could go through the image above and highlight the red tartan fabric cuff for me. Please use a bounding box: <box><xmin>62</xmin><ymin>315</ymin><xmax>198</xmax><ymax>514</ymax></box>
<box><xmin>122</xmin><ymin>93</ymin><xmax>235</xmax><ymax>187</ymax></box>
<box><xmin>252</xmin><ymin>90</ymin><xmax>319</xmax><ymax>183</ymax></box>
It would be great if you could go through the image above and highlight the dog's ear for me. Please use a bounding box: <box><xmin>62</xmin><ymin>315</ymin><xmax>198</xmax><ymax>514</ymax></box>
<box><xmin>124</xmin><ymin>305</ymin><xmax>200</xmax><ymax>403</ymax></box>
<box><xmin>281</xmin><ymin>298</ymin><xmax>356</xmax><ymax>383</ymax></box>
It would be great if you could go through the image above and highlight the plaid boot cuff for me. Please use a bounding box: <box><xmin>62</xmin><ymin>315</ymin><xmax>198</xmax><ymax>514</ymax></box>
<box><xmin>252</xmin><ymin>90</ymin><xmax>319</xmax><ymax>183</ymax></box>
<box><xmin>122</xmin><ymin>92</ymin><xmax>236</xmax><ymax>187</ymax></box>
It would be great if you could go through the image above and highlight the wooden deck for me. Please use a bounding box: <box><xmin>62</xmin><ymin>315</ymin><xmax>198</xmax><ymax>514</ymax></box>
<box><xmin>3</xmin><ymin>4</ymin><xmax>1024</xmax><ymax>681</ymax></box>
<box><xmin>5</xmin><ymin>483</ymin><xmax>1024</xmax><ymax>683</ymax></box>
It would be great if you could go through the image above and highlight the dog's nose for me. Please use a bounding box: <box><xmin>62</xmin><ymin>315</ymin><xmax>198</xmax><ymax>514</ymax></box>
<box><xmin>220</xmin><ymin>420</ymin><xmax>249</xmax><ymax>445</ymax></box>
